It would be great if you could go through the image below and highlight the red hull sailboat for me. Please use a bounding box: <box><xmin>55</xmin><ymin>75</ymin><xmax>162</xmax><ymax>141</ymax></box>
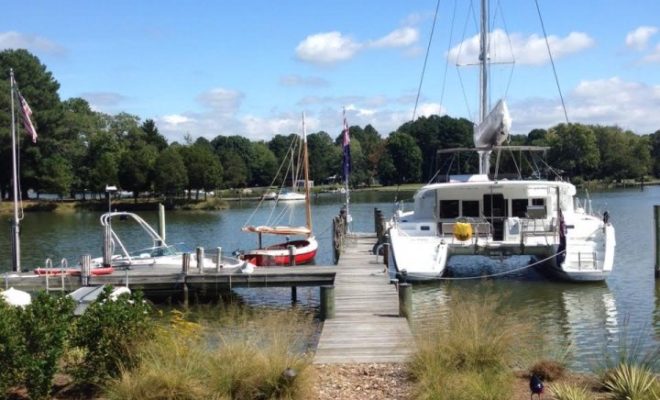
<box><xmin>242</xmin><ymin>114</ymin><xmax>317</xmax><ymax>267</ymax></box>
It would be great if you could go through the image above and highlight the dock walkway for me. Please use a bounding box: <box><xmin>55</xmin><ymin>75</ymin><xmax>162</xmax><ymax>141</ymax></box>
<box><xmin>314</xmin><ymin>233</ymin><xmax>414</xmax><ymax>364</ymax></box>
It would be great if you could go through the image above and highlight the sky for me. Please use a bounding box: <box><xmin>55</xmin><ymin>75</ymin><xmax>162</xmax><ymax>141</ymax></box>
<box><xmin>2</xmin><ymin>0</ymin><xmax>659</xmax><ymax>143</ymax></box>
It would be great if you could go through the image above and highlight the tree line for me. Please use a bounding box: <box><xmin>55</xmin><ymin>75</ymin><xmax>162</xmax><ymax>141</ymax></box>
<box><xmin>1</xmin><ymin>49</ymin><xmax>659</xmax><ymax>201</ymax></box>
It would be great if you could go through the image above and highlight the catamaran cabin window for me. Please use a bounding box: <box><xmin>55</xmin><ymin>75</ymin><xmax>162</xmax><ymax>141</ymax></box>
<box><xmin>439</xmin><ymin>200</ymin><xmax>459</xmax><ymax>218</ymax></box>
<box><xmin>512</xmin><ymin>199</ymin><xmax>528</xmax><ymax>218</ymax></box>
<box><xmin>462</xmin><ymin>200</ymin><xmax>480</xmax><ymax>217</ymax></box>
<box><xmin>532</xmin><ymin>198</ymin><xmax>545</xmax><ymax>206</ymax></box>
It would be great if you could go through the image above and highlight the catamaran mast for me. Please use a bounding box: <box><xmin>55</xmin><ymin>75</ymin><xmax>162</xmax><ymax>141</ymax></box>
<box><xmin>9</xmin><ymin>68</ymin><xmax>21</xmax><ymax>272</ymax></box>
<box><xmin>478</xmin><ymin>0</ymin><xmax>490</xmax><ymax>174</ymax></box>
<box><xmin>302</xmin><ymin>113</ymin><xmax>312</xmax><ymax>234</ymax></box>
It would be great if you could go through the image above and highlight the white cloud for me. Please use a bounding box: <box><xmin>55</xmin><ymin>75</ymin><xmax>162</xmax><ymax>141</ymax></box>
<box><xmin>295</xmin><ymin>32</ymin><xmax>361</xmax><ymax>65</ymax></box>
<box><xmin>162</xmin><ymin>114</ymin><xmax>190</xmax><ymax>125</ymax></box>
<box><xmin>416</xmin><ymin>102</ymin><xmax>445</xmax><ymax>118</ymax></box>
<box><xmin>0</xmin><ymin>31</ymin><xmax>66</xmax><ymax>55</ymax></box>
<box><xmin>641</xmin><ymin>43</ymin><xmax>660</xmax><ymax>63</ymax></box>
<box><xmin>279</xmin><ymin>74</ymin><xmax>329</xmax><ymax>87</ymax></box>
<box><xmin>295</xmin><ymin>26</ymin><xmax>419</xmax><ymax>65</ymax></box>
<box><xmin>625</xmin><ymin>26</ymin><xmax>658</xmax><ymax>51</ymax></box>
<box><xmin>370</xmin><ymin>27</ymin><xmax>419</xmax><ymax>48</ymax></box>
<box><xmin>196</xmin><ymin>88</ymin><xmax>244</xmax><ymax>114</ymax></box>
<box><xmin>511</xmin><ymin>77</ymin><xmax>660</xmax><ymax>134</ymax></box>
<box><xmin>448</xmin><ymin>30</ymin><xmax>594</xmax><ymax>66</ymax></box>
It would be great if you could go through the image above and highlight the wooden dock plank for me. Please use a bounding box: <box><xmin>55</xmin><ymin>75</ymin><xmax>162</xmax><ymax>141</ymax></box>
<box><xmin>314</xmin><ymin>233</ymin><xmax>414</xmax><ymax>364</ymax></box>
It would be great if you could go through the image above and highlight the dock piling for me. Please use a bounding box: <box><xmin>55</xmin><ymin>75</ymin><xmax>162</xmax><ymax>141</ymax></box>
<box><xmin>320</xmin><ymin>285</ymin><xmax>335</xmax><ymax>320</ymax></box>
<box><xmin>288</xmin><ymin>245</ymin><xmax>297</xmax><ymax>302</ymax></box>
<box><xmin>81</xmin><ymin>255</ymin><xmax>91</xmax><ymax>286</ymax></box>
<box><xmin>655</xmin><ymin>205</ymin><xmax>660</xmax><ymax>278</ymax></box>
<box><xmin>196</xmin><ymin>247</ymin><xmax>205</xmax><ymax>274</ymax></box>
<box><xmin>215</xmin><ymin>247</ymin><xmax>222</xmax><ymax>271</ymax></box>
<box><xmin>398</xmin><ymin>282</ymin><xmax>412</xmax><ymax>320</ymax></box>
<box><xmin>181</xmin><ymin>252</ymin><xmax>190</xmax><ymax>307</ymax></box>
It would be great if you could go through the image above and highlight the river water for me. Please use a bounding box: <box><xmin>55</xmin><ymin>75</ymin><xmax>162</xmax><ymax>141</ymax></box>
<box><xmin>1</xmin><ymin>186</ymin><xmax>659</xmax><ymax>371</ymax></box>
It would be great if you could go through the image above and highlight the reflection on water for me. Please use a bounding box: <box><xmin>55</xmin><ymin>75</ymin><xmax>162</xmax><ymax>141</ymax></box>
<box><xmin>1</xmin><ymin>187</ymin><xmax>659</xmax><ymax>372</ymax></box>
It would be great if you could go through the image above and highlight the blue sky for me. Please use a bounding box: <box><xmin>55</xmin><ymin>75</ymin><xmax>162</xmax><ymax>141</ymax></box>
<box><xmin>2</xmin><ymin>0</ymin><xmax>659</xmax><ymax>143</ymax></box>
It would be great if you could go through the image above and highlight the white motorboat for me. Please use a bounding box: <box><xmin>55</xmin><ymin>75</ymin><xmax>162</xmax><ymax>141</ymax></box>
<box><xmin>387</xmin><ymin>1</ymin><xmax>615</xmax><ymax>282</ymax></box>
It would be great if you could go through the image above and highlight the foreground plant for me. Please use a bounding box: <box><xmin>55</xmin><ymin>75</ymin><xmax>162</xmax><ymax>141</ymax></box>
<box><xmin>550</xmin><ymin>382</ymin><xmax>591</xmax><ymax>400</ymax></box>
<box><xmin>106</xmin><ymin>305</ymin><xmax>315</xmax><ymax>400</ymax></box>
<box><xmin>409</xmin><ymin>289</ymin><xmax>534</xmax><ymax>399</ymax></box>
<box><xmin>602</xmin><ymin>362</ymin><xmax>658</xmax><ymax>400</ymax></box>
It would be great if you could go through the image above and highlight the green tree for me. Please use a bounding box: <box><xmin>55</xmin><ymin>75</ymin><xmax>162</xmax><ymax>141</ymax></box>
<box><xmin>546</xmin><ymin>123</ymin><xmax>600</xmax><ymax>179</ymax></box>
<box><xmin>180</xmin><ymin>143</ymin><xmax>223</xmax><ymax>199</ymax></box>
<box><xmin>382</xmin><ymin>131</ymin><xmax>422</xmax><ymax>184</ymax></box>
<box><xmin>212</xmin><ymin>135</ymin><xmax>255</xmax><ymax>184</ymax></box>
<box><xmin>154</xmin><ymin>146</ymin><xmax>188</xmax><ymax>196</ymax></box>
<box><xmin>221</xmin><ymin>152</ymin><xmax>249</xmax><ymax>188</ymax></box>
<box><xmin>398</xmin><ymin>115</ymin><xmax>473</xmax><ymax>181</ymax></box>
<box><xmin>86</xmin><ymin>130</ymin><xmax>122</xmax><ymax>195</ymax></box>
<box><xmin>118</xmin><ymin>144</ymin><xmax>158</xmax><ymax>201</ymax></box>
<box><xmin>250</xmin><ymin>142</ymin><xmax>278</xmax><ymax>186</ymax></box>
<box><xmin>0</xmin><ymin>49</ymin><xmax>62</xmax><ymax>198</ymax></box>
<box><xmin>141</xmin><ymin>119</ymin><xmax>168</xmax><ymax>151</ymax></box>
<box><xmin>651</xmin><ymin>130</ymin><xmax>660</xmax><ymax>177</ymax></box>
<box><xmin>308</xmin><ymin>131</ymin><xmax>340</xmax><ymax>183</ymax></box>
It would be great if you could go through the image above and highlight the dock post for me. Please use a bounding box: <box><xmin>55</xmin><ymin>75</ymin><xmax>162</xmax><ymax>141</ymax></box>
<box><xmin>182</xmin><ymin>252</ymin><xmax>190</xmax><ymax>307</ymax></box>
<box><xmin>655</xmin><ymin>205</ymin><xmax>660</xmax><ymax>278</ymax></box>
<box><xmin>288</xmin><ymin>245</ymin><xmax>297</xmax><ymax>303</ymax></box>
<box><xmin>320</xmin><ymin>285</ymin><xmax>335</xmax><ymax>320</ymax></box>
<box><xmin>398</xmin><ymin>283</ymin><xmax>412</xmax><ymax>320</ymax></box>
<box><xmin>215</xmin><ymin>247</ymin><xmax>222</xmax><ymax>271</ymax></box>
<box><xmin>196</xmin><ymin>247</ymin><xmax>205</xmax><ymax>274</ymax></box>
<box><xmin>382</xmin><ymin>242</ymin><xmax>389</xmax><ymax>266</ymax></box>
<box><xmin>158</xmin><ymin>203</ymin><xmax>166</xmax><ymax>245</ymax></box>
<box><xmin>102</xmin><ymin>223</ymin><xmax>112</xmax><ymax>267</ymax></box>
<box><xmin>81</xmin><ymin>255</ymin><xmax>91</xmax><ymax>286</ymax></box>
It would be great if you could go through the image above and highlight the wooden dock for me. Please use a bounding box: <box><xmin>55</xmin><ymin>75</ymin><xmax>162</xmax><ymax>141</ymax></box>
<box><xmin>314</xmin><ymin>233</ymin><xmax>415</xmax><ymax>364</ymax></box>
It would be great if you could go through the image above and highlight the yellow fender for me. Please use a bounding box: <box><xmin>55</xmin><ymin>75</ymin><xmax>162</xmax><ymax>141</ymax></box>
<box><xmin>453</xmin><ymin>221</ymin><xmax>473</xmax><ymax>241</ymax></box>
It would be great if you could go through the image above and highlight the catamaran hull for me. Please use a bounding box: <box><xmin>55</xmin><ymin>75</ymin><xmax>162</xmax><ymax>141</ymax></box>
<box><xmin>244</xmin><ymin>237</ymin><xmax>318</xmax><ymax>267</ymax></box>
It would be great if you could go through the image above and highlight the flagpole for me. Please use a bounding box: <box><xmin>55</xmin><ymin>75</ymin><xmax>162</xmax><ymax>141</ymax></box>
<box><xmin>342</xmin><ymin>108</ymin><xmax>351</xmax><ymax>233</ymax></box>
<box><xmin>9</xmin><ymin>68</ymin><xmax>21</xmax><ymax>272</ymax></box>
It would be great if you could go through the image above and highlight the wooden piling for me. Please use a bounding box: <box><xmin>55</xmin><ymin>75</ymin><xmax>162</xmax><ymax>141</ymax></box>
<box><xmin>158</xmin><ymin>203</ymin><xmax>166</xmax><ymax>245</ymax></box>
<box><xmin>196</xmin><ymin>247</ymin><xmax>205</xmax><ymax>274</ymax></box>
<box><xmin>655</xmin><ymin>205</ymin><xmax>660</xmax><ymax>278</ymax></box>
<box><xmin>181</xmin><ymin>252</ymin><xmax>190</xmax><ymax>307</ymax></box>
<box><xmin>288</xmin><ymin>245</ymin><xmax>297</xmax><ymax>302</ymax></box>
<box><xmin>80</xmin><ymin>255</ymin><xmax>91</xmax><ymax>286</ymax></box>
<box><xmin>398</xmin><ymin>282</ymin><xmax>412</xmax><ymax>320</ymax></box>
<box><xmin>320</xmin><ymin>285</ymin><xmax>335</xmax><ymax>320</ymax></box>
<box><xmin>215</xmin><ymin>247</ymin><xmax>222</xmax><ymax>271</ymax></box>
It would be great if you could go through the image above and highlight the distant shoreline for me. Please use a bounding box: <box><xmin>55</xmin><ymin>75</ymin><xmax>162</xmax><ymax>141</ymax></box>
<box><xmin>1</xmin><ymin>179</ymin><xmax>657</xmax><ymax>214</ymax></box>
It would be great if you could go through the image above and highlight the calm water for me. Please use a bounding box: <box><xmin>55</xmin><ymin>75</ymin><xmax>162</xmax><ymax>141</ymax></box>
<box><xmin>2</xmin><ymin>187</ymin><xmax>659</xmax><ymax>371</ymax></box>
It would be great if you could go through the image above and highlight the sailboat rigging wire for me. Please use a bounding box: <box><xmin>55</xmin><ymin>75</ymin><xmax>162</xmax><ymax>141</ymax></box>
<box><xmin>439</xmin><ymin>0</ymin><xmax>459</xmax><ymax>113</ymax></box>
<box><xmin>412</xmin><ymin>0</ymin><xmax>441</xmax><ymax>122</ymax></box>
<box><xmin>455</xmin><ymin>0</ymin><xmax>478</xmax><ymax>121</ymax></box>
<box><xmin>494</xmin><ymin>0</ymin><xmax>516</xmax><ymax>99</ymax></box>
<box><xmin>534</xmin><ymin>0</ymin><xmax>569</xmax><ymax>123</ymax></box>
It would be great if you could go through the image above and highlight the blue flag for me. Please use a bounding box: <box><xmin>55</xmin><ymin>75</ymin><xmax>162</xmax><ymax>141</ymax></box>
<box><xmin>342</xmin><ymin>113</ymin><xmax>351</xmax><ymax>183</ymax></box>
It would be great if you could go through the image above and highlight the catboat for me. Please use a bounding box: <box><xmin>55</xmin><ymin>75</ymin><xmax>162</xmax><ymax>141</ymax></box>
<box><xmin>387</xmin><ymin>1</ymin><xmax>615</xmax><ymax>282</ymax></box>
<box><xmin>242</xmin><ymin>114</ymin><xmax>317</xmax><ymax>266</ymax></box>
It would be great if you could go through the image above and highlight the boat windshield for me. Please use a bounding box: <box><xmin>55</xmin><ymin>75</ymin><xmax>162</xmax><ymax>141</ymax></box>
<box><xmin>128</xmin><ymin>245</ymin><xmax>179</xmax><ymax>259</ymax></box>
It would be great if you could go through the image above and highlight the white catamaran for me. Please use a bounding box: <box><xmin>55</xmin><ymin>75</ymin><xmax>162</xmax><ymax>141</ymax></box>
<box><xmin>387</xmin><ymin>0</ymin><xmax>615</xmax><ymax>282</ymax></box>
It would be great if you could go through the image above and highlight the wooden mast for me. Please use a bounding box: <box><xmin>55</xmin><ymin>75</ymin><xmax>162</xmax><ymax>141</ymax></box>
<box><xmin>302</xmin><ymin>113</ymin><xmax>312</xmax><ymax>235</ymax></box>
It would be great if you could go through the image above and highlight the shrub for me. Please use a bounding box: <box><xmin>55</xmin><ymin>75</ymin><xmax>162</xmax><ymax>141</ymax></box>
<box><xmin>529</xmin><ymin>359</ymin><xmax>566</xmax><ymax>381</ymax></box>
<box><xmin>106</xmin><ymin>305</ymin><xmax>315</xmax><ymax>400</ymax></box>
<box><xmin>409</xmin><ymin>290</ymin><xmax>534</xmax><ymax>399</ymax></box>
<box><xmin>69</xmin><ymin>287</ymin><xmax>153</xmax><ymax>387</ymax></box>
<box><xmin>0</xmin><ymin>299</ymin><xmax>24</xmax><ymax>396</ymax></box>
<box><xmin>17</xmin><ymin>292</ymin><xmax>75</xmax><ymax>400</ymax></box>
<box><xmin>550</xmin><ymin>382</ymin><xmax>591</xmax><ymax>400</ymax></box>
<box><xmin>602</xmin><ymin>363</ymin><xmax>658</xmax><ymax>400</ymax></box>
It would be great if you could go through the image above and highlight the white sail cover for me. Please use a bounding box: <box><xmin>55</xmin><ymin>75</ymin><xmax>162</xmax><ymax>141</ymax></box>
<box><xmin>474</xmin><ymin>99</ymin><xmax>511</xmax><ymax>148</ymax></box>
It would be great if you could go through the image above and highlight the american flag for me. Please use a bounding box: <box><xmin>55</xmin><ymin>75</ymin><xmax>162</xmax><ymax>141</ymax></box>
<box><xmin>19</xmin><ymin>93</ymin><xmax>38</xmax><ymax>143</ymax></box>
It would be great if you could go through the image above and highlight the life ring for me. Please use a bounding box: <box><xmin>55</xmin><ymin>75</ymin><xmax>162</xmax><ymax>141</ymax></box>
<box><xmin>453</xmin><ymin>221</ymin><xmax>473</xmax><ymax>241</ymax></box>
